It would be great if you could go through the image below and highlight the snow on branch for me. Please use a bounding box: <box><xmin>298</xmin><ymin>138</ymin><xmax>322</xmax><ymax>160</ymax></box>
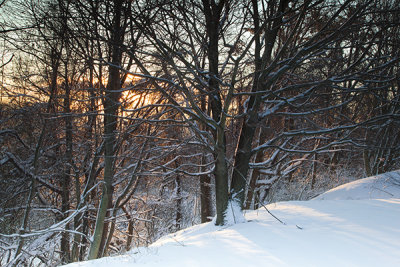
<box><xmin>0</xmin><ymin>206</ymin><xmax>89</xmax><ymax>240</ymax></box>
<box><xmin>4</xmin><ymin>152</ymin><xmax>62</xmax><ymax>194</ymax></box>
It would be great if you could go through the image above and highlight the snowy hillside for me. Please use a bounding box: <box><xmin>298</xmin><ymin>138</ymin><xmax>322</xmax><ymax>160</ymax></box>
<box><xmin>64</xmin><ymin>171</ymin><xmax>400</xmax><ymax>267</ymax></box>
<box><xmin>313</xmin><ymin>170</ymin><xmax>400</xmax><ymax>200</ymax></box>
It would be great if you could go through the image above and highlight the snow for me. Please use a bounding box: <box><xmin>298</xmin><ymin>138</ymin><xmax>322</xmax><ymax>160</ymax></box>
<box><xmin>313</xmin><ymin>170</ymin><xmax>400</xmax><ymax>200</ymax></box>
<box><xmin>218</xmin><ymin>200</ymin><xmax>247</xmax><ymax>225</ymax></box>
<box><xmin>64</xmin><ymin>170</ymin><xmax>400</xmax><ymax>267</ymax></box>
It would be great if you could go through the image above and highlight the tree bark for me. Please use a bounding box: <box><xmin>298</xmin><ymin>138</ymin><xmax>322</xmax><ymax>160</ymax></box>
<box><xmin>214</xmin><ymin>127</ymin><xmax>229</xmax><ymax>225</ymax></box>
<box><xmin>200</xmin><ymin>171</ymin><xmax>212</xmax><ymax>223</ymax></box>
<box><xmin>88</xmin><ymin>0</ymin><xmax>123</xmax><ymax>259</ymax></box>
<box><xmin>230</xmin><ymin>0</ymin><xmax>289</xmax><ymax>208</ymax></box>
<box><xmin>60</xmin><ymin>65</ymin><xmax>73</xmax><ymax>264</ymax></box>
<box><xmin>200</xmin><ymin>96</ymin><xmax>212</xmax><ymax>222</ymax></box>
<box><xmin>175</xmin><ymin>172</ymin><xmax>182</xmax><ymax>230</ymax></box>
<box><xmin>202</xmin><ymin>0</ymin><xmax>229</xmax><ymax>225</ymax></box>
<box><xmin>245</xmin><ymin>129</ymin><xmax>267</xmax><ymax>210</ymax></box>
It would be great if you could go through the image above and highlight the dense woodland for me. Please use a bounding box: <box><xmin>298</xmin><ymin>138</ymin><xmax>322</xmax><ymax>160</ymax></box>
<box><xmin>0</xmin><ymin>0</ymin><xmax>399</xmax><ymax>266</ymax></box>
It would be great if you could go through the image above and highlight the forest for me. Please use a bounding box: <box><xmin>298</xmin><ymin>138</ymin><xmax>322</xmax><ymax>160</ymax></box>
<box><xmin>0</xmin><ymin>0</ymin><xmax>399</xmax><ymax>266</ymax></box>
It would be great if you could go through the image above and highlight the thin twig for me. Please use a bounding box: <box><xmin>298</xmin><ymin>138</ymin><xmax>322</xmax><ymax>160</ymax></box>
<box><xmin>260</xmin><ymin>202</ymin><xmax>286</xmax><ymax>225</ymax></box>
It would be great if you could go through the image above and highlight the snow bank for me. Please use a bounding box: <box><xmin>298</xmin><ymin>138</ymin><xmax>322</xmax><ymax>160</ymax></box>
<box><xmin>64</xmin><ymin>171</ymin><xmax>400</xmax><ymax>267</ymax></box>
<box><xmin>211</xmin><ymin>200</ymin><xmax>247</xmax><ymax>226</ymax></box>
<box><xmin>313</xmin><ymin>170</ymin><xmax>400</xmax><ymax>200</ymax></box>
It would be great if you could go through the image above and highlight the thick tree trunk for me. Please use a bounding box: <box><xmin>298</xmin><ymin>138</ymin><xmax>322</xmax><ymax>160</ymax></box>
<box><xmin>202</xmin><ymin>0</ymin><xmax>229</xmax><ymax>225</ymax></box>
<box><xmin>230</xmin><ymin>115</ymin><xmax>258</xmax><ymax>206</ymax></box>
<box><xmin>230</xmin><ymin>0</ymin><xmax>289</xmax><ymax>208</ymax></box>
<box><xmin>200</xmin><ymin>172</ymin><xmax>212</xmax><ymax>223</ymax></box>
<box><xmin>214</xmin><ymin>127</ymin><xmax>229</xmax><ymax>225</ymax></box>
<box><xmin>245</xmin><ymin>132</ymin><xmax>266</xmax><ymax>209</ymax></box>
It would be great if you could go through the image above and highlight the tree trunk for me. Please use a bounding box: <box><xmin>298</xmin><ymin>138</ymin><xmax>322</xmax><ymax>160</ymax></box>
<box><xmin>200</xmin><ymin>171</ymin><xmax>212</xmax><ymax>223</ymax></box>
<box><xmin>60</xmin><ymin>68</ymin><xmax>73</xmax><ymax>264</ymax></box>
<box><xmin>200</xmin><ymin>98</ymin><xmax>212</xmax><ymax>223</ymax></box>
<box><xmin>122</xmin><ymin>206</ymin><xmax>134</xmax><ymax>251</ymax></box>
<box><xmin>245</xmin><ymin>136</ymin><xmax>265</xmax><ymax>209</ymax></box>
<box><xmin>202</xmin><ymin>0</ymin><xmax>229</xmax><ymax>225</ymax></box>
<box><xmin>214</xmin><ymin>127</ymin><xmax>229</xmax><ymax>225</ymax></box>
<box><xmin>175</xmin><ymin>172</ymin><xmax>182</xmax><ymax>230</ymax></box>
<box><xmin>88</xmin><ymin>0</ymin><xmax>123</xmax><ymax>259</ymax></box>
<box><xmin>311</xmin><ymin>153</ymin><xmax>318</xmax><ymax>189</ymax></box>
<box><xmin>230</xmin><ymin>115</ymin><xmax>258</xmax><ymax>206</ymax></box>
<box><xmin>230</xmin><ymin>0</ymin><xmax>289</xmax><ymax>208</ymax></box>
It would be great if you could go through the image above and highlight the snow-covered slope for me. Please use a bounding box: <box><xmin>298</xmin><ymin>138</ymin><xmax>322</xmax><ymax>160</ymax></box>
<box><xmin>64</xmin><ymin>171</ymin><xmax>400</xmax><ymax>267</ymax></box>
<box><xmin>313</xmin><ymin>170</ymin><xmax>400</xmax><ymax>200</ymax></box>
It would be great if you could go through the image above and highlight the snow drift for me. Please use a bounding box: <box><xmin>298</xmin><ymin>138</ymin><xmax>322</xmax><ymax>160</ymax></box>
<box><xmin>313</xmin><ymin>170</ymin><xmax>400</xmax><ymax>200</ymax></box>
<box><xmin>64</xmin><ymin>171</ymin><xmax>400</xmax><ymax>267</ymax></box>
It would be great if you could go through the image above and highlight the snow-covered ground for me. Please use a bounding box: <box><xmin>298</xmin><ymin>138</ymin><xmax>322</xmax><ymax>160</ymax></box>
<box><xmin>65</xmin><ymin>170</ymin><xmax>400</xmax><ymax>267</ymax></box>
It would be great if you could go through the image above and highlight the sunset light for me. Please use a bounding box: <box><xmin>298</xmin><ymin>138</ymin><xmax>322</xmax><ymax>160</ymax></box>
<box><xmin>1</xmin><ymin>0</ymin><xmax>399</xmax><ymax>266</ymax></box>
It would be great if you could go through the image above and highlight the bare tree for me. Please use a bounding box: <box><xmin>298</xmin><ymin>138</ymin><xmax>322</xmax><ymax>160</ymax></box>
<box><xmin>128</xmin><ymin>0</ymin><xmax>400</xmax><ymax>223</ymax></box>
<box><xmin>1</xmin><ymin>0</ymin><xmax>399</xmax><ymax>265</ymax></box>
